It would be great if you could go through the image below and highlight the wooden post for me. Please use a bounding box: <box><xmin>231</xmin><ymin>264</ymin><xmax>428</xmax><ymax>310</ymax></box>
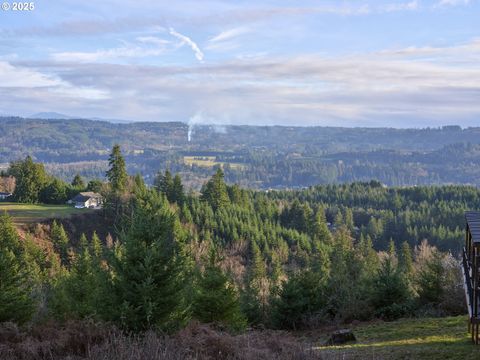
<box><xmin>475</xmin><ymin>323</ymin><xmax>478</xmax><ymax>345</ymax></box>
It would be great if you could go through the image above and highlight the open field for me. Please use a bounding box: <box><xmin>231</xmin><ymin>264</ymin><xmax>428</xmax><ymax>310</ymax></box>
<box><xmin>316</xmin><ymin>316</ymin><xmax>480</xmax><ymax>359</ymax></box>
<box><xmin>0</xmin><ymin>202</ymin><xmax>94</xmax><ymax>224</ymax></box>
<box><xmin>183</xmin><ymin>156</ymin><xmax>246</xmax><ymax>170</ymax></box>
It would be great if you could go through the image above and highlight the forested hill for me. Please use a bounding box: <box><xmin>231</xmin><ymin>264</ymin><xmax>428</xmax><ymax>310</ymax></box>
<box><xmin>2</xmin><ymin>117</ymin><xmax>480</xmax><ymax>188</ymax></box>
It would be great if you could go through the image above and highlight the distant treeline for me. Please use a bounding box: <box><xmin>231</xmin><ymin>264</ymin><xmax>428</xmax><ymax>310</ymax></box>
<box><xmin>2</xmin><ymin>117</ymin><xmax>480</xmax><ymax>188</ymax></box>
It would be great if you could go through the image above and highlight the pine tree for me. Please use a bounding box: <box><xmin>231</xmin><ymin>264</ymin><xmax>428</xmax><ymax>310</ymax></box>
<box><xmin>50</xmin><ymin>220</ymin><xmax>69</xmax><ymax>265</ymax></box>
<box><xmin>90</xmin><ymin>231</ymin><xmax>102</xmax><ymax>259</ymax></box>
<box><xmin>52</xmin><ymin>233</ymin><xmax>109</xmax><ymax>320</ymax></box>
<box><xmin>65</xmin><ymin>234</ymin><xmax>96</xmax><ymax>318</ymax></box>
<box><xmin>172</xmin><ymin>174</ymin><xmax>185</xmax><ymax>204</ymax></box>
<box><xmin>312</xmin><ymin>206</ymin><xmax>332</xmax><ymax>244</ymax></box>
<box><xmin>9</xmin><ymin>156</ymin><xmax>47</xmax><ymax>203</ymax></box>
<box><xmin>271</xmin><ymin>271</ymin><xmax>325</xmax><ymax>330</ymax></box>
<box><xmin>112</xmin><ymin>190</ymin><xmax>191</xmax><ymax>331</ymax></box>
<box><xmin>241</xmin><ymin>240</ymin><xmax>269</xmax><ymax>325</ymax></box>
<box><xmin>371</xmin><ymin>255</ymin><xmax>411</xmax><ymax>320</ymax></box>
<box><xmin>133</xmin><ymin>173</ymin><xmax>147</xmax><ymax>195</ymax></box>
<box><xmin>0</xmin><ymin>214</ymin><xmax>35</xmax><ymax>323</ymax></box>
<box><xmin>201</xmin><ymin>168</ymin><xmax>230</xmax><ymax>211</ymax></box>
<box><xmin>344</xmin><ymin>208</ymin><xmax>355</xmax><ymax>233</ymax></box>
<box><xmin>417</xmin><ymin>249</ymin><xmax>445</xmax><ymax>305</ymax></box>
<box><xmin>358</xmin><ymin>234</ymin><xmax>379</xmax><ymax>279</ymax></box>
<box><xmin>89</xmin><ymin>231</ymin><xmax>112</xmax><ymax>319</ymax></box>
<box><xmin>106</xmin><ymin>144</ymin><xmax>128</xmax><ymax>192</ymax></box>
<box><xmin>154</xmin><ymin>170</ymin><xmax>173</xmax><ymax>195</ymax></box>
<box><xmin>71</xmin><ymin>174</ymin><xmax>85</xmax><ymax>189</ymax></box>
<box><xmin>192</xmin><ymin>252</ymin><xmax>246</xmax><ymax>330</ymax></box>
<box><xmin>398</xmin><ymin>241</ymin><xmax>414</xmax><ymax>276</ymax></box>
<box><xmin>87</xmin><ymin>179</ymin><xmax>103</xmax><ymax>193</ymax></box>
<box><xmin>40</xmin><ymin>178</ymin><xmax>68</xmax><ymax>204</ymax></box>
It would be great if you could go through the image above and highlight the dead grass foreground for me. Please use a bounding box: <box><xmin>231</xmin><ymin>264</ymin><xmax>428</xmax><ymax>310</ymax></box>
<box><xmin>0</xmin><ymin>320</ymin><xmax>321</xmax><ymax>360</ymax></box>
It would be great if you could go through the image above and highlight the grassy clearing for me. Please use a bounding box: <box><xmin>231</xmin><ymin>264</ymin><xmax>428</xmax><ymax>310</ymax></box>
<box><xmin>316</xmin><ymin>316</ymin><xmax>480</xmax><ymax>359</ymax></box>
<box><xmin>183</xmin><ymin>156</ymin><xmax>246</xmax><ymax>170</ymax></box>
<box><xmin>0</xmin><ymin>202</ymin><xmax>93</xmax><ymax>224</ymax></box>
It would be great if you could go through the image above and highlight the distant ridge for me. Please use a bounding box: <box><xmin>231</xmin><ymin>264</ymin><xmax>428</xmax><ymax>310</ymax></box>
<box><xmin>28</xmin><ymin>112</ymin><xmax>132</xmax><ymax>124</ymax></box>
<box><xmin>30</xmin><ymin>112</ymin><xmax>74</xmax><ymax>119</ymax></box>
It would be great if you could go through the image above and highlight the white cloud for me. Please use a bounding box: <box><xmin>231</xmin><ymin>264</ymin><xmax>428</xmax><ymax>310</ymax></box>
<box><xmin>16</xmin><ymin>37</ymin><xmax>479</xmax><ymax>127</ymax></box>
<box><xmin>0</xmin><ymin>61</ymin><xmax>108</xmax><ymax>100</ymax></box>
<box><xmin>382</xmin><ymin>1</ymin><xmax>419</xmax><ymax>12</ymax></box>
<box><xmin>206</xmin><ymin>26</ymin><xmax>252</xmax><ymax>52</ymax></box>
<box><xmin>51</xmin><ymin>37</ymin><xmax>169</xmax><ymax>63</ymax></box>
<box><xmin>209</xmin><ymin>27</ymin><xmax>251</xmax><ymax>43</ymax></box>
<box><xmin>136</xmin><ymin>36</ymin><xmax>170</xmax><ymax>46</ymax></box>
<box><xmin>436</xmin><ymin>0</ymin><xmax>471</xmax><ymax>7</ymax></box>
<box><xmin>169</xmin><ymin>28</ymin><xmax>204</xmax><ymax>62</ymax></box>
<box><xmin>5</xmin><ymin>28</ymin><xmax>480</xmax><ymax>127</ymax></box>
<box><xmin>0</xmin><ymin>61</ymin><xmax>59</xmax><ymax>88</ymax></box>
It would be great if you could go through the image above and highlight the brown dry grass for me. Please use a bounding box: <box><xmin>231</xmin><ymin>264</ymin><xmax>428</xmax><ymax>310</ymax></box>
<box><xmin>0</xmin><ymin>321</ymin><xmax>321</xmax><ymax>360</ymax></box>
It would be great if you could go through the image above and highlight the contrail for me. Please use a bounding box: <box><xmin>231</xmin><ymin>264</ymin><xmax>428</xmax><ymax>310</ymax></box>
<box><xmin>169</xmin><ymin>27</ymin><xmax>204</xmax><ymax>62</ymax></box>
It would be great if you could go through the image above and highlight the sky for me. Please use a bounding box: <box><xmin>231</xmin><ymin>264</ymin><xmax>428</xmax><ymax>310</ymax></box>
<box><xmin>0</xmin><ymin>0</ymin><xmax>479</xmax><ymax>127</ymax></box>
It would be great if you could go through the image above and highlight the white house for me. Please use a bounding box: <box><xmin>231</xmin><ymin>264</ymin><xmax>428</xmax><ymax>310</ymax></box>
<box><xmin>69</xmin><ymin>192</ymin><xmax>103</xmax><ymax>209</ymax></box>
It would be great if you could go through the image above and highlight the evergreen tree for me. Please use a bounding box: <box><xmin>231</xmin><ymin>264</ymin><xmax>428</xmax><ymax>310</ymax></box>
<box><xmin>172</xmin><ymin>174</ymin><xmax>185</xmax><ymax>204</ymax></box>
<box><xmin>106</xmin><ymin>144</ymin><xmax>128</xmax><ymax>192</ymax></box>
<box><xmin>90</xmin><ymin>231</ymin><xmax>102</xmax><ymax>259</ymax></box>
<box><xmin>87</xmin><ymin>179</ymin><xmax>103</xmax><ymax>193</ymax></box>
<box><xmin>241</xmin><ymin>240</ymin><xmax>268</xmax><ymax>325</ymax></box>
<box><xmin>133</xmin><ymin>173</ymin><xmax>147</xmax><ymax>195</ymax></box>
<box><xmin>326</xmin><ymin>225</ymin><xmax>355</xmax><ymax>320</ymax></box>
<box><xmin>52</xmin><ymin>233</ymin><xmax>108</xmax><ymax>320</ymax></box>
<box><xmin>344</xmin><ymin>208</ymin><xmax>355</xmax><ymax>233</ymax></box>
<box><xmin>312</xmin><ymin>206</ymin><xmax>332</xmax><ymax>244</ymax></box>
<box><xmin>281</xmin><ymin>200</ymin><xmax>311</xmax><ymax>233</ymax></box>
<box><xmin>201</xmin><ymin>168</ymin><xmax>230</xmax><ymax>211</ymax></box>
<box><xmin>0</xmin><ymin>214</ymin><xmax>35</xmax><ymax>323</ymax></box>
<box><xmin>371</xmin><ymin>255</ymin><xmax>411</xmax><ymax>320</ymax></box>
<box><xmin>398</xmin><ymin>241</ymin><xmax>414</xmax><ymax>276</ymax></box>
<box><xmin>40</xmin><ymin>178</ymin><xmax>68</xmax><ymax>204</ymax></box>
<box><xmin>65</xmin><ymin>234</ymin><xmax>96</xmax><ymax>318</ymax></box>
<box><xmin>50</xmin><ymin>220</ymin><xmax>69</xmax><ymax>265</ymax></box>
<box><xmin>192</xmin><ymin>252</ymin><xmax>246</xmax><ymax>330</ymax></box>
<box><xmin>417</xmin><ymin>249</ymin><xmax>445</xmax><ymax>305</ymax></box>
<box><xmin>358</xmin><ymin>234</ymin><xmax>379</xmax><ymax>279</ymax></box>
<box><xmin>154</xmin><ymin>170</ymin><xmax>185</xmax><ymax>204</ymax></box>
<box><xmin>227</xmin><ymin>184</ymin><xmax>245</xmax><ymax>206</ymax></box>
<box><xmin>271</xmin><ymin>271</ymin><xmax>325</xmax><ymax>330</ymax></box>
<box><xmin>9</xmin><ymin>156</ymin><xmax>47</xmax><ymax>203</ymax></box>
<box><xmin>112</xmin><ymin>190</ymin><xmax>191</xmax><ymax>331</ymax></box>
<box><xmin>71</xmin><ymin>174</ymin><xmax>85</xmax><ymax>189</ymax></box>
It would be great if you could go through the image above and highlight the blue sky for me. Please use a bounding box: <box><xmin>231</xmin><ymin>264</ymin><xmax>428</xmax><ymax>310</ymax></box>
<box><xmin>0</xmin><ymin>0</ymin><xmax>479</xmax><ymax>127</ymax></box>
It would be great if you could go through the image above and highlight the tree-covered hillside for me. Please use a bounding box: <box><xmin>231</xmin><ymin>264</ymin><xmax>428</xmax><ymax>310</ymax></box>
<box><xmin>0</xmin><ymin>149</ymin><xmax>470</xmax><ymax>336</ymax></box>
<box><xmin>2</xmin><ymin>117</ymin><xmax>480</xmax><ymax>188</ymax></box>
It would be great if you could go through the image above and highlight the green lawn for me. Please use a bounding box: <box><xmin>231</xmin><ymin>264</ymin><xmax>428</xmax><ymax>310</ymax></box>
<box><xmin>316</xmin><ymin>316</ymin><xmax>480</xmax><ymax>359</ymax></box>
<box><xmin>0</xmin><ymin>202</ymin><xmax>93</xmax><ymax>224</ymax></box>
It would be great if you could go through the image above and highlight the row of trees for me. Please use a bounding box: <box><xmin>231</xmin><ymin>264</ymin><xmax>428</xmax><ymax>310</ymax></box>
<box><xmin>5</xmin><ymin>156</ymin><xmax>102</xmax><ymax>204</ymax></box>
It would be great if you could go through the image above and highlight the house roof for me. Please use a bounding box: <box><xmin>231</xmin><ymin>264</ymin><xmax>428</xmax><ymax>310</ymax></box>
<box><xmin>71</xmin><ymin>192</ymin><xmax>102</xmax><ymax>203</ymax></box>
<box><xmin>466</xmin><ymin>211</ymin><xmax>480</xmax><ymax>244</ymax></box>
